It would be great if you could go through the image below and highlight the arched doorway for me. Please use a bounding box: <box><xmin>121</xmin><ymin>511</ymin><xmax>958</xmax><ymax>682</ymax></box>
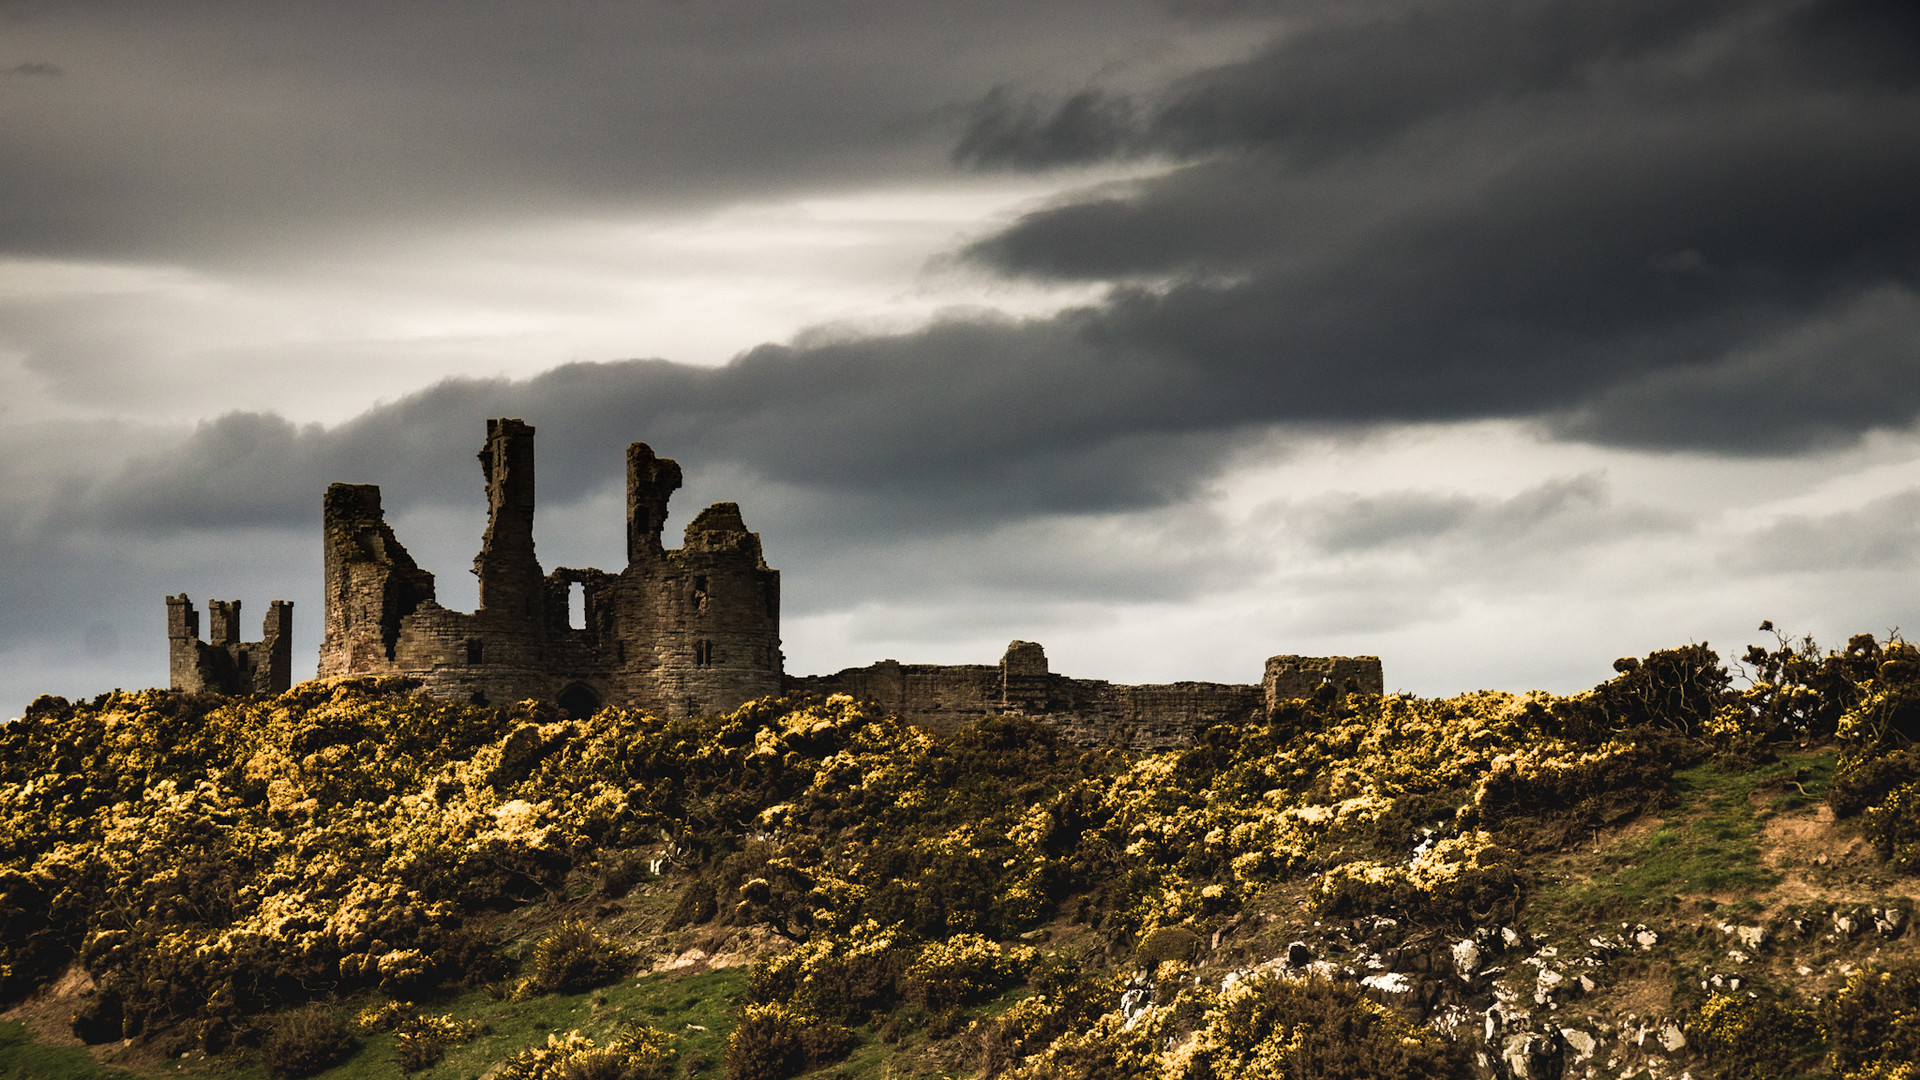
<box><xmin>558</xmin><ymin>683</ymin><xmax>602</xmax><ymax>720</ymax></box>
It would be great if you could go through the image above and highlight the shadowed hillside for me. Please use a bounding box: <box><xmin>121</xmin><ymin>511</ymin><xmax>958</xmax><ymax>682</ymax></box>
<box><xmin>4</xmin><ymin>628</ymin><xmax>1920</xmax><ymax>1080</ymax></box>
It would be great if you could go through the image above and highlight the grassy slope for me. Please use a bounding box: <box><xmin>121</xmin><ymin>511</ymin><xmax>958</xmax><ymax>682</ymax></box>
<box><xmin>7</xmin><ymin>645</ymin><xmax>1920</xmax><ymax>1080</ymax></box>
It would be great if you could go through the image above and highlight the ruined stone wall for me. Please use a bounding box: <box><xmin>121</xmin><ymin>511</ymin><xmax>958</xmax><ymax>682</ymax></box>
<box><xmin>167</xmin><ymin>595</ymin><xmax>293</xmax><ymax>695</ymax></box>
<box><xmin>785</xmin><ymin>660</ymin><xmax>1005</xmax><ymax>733</ymax></box>
<box><xmin>1037</xmin><ymin>678</ymin><xmax>1265</xmax><ymax>749</ymax></box>
<box><xmin>603</xmin><ymin>502</ymin><xmax>783</xmax><ymax>716</ymax></box>
<box><xmin>1263</xmin><ymin>654</ymin><xmax>1384</xmax><ymax>707</ymax></box>
<box><xmin>786</xmin><ymin>641</ymin><xmax>1273</xmax><ymax>749</ymax></box>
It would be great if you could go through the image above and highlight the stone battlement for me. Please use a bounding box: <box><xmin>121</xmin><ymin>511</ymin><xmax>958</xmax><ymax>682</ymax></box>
<box><xmin>166</xmin><ymin>594</ymin><xmax>293</xmax><ymax>695</ymax></box>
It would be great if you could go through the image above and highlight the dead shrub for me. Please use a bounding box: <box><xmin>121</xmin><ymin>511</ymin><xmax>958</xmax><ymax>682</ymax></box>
<box><xmin>1133</xmin><ymin>926</ymin><xmax>1199</xmax><ymax>971</ymax></box>
<box><xmin>263</xmin><ymin>1006</ymin><xmax>355</xmax><ymax>1079</ymax></box>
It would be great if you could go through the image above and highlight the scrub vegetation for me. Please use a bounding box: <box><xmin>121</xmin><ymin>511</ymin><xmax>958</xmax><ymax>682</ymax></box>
<box><xmin>3</xmin><ymin>629</ymin><xmax>1920</xmax><ymax>1078</ymax></box>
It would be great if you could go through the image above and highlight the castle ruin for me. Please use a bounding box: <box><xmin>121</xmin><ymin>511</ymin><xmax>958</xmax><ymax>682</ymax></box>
<box><xmin>315</xmin><ymin>418</ymin><xmax>781</xmax><ymax>717</ymax></box>
<box><xmin>791</xmin><ymin>643</ymin><xmax>1383</xmax><ymax>749</ymax></box>
<box><xmin>166</xmin><ymin>595</ymin><xmax>293</xmax><ymax>696</ymax></box>
<box><xmin>166</xmin><ymin>417</ymin><xmax>1382</xmax><ymax>745</ymax></box>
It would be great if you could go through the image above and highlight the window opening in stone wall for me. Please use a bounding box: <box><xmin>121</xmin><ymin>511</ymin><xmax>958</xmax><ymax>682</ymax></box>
<box><xmin>236</xmin><ymin>650</ymin><xmax>249</xmax><ymax>672</ymax></box>
<box><xmin>694</xmin><ymin>639</ymin><xmax>714</xmax><ymax>667</ymax></box>
<box><xmin>692</xmin><ymin>575</ymin><xmax>709</xmax><ymax>613</ymax></box>
<box><xmin>764</xmin><ymin>578</ymin><xmax>777</xmax><ymax>617</ymax></box>
<box><xmin>568</xmin><ymin>580</ymin><xmax>585</xmax><ymax>630</ymax></box>
<box><xmin>466</xmin><ymin>639</ymin><xmax>484</xmax><ymax>665</ymax></box>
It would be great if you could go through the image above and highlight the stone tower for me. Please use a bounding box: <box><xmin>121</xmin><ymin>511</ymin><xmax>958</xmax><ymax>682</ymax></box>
<box><xmin>314</xmin><ymin>419</ymin><xmax>782</xmax><ymax>717</ymax></box>
<box><xmin>167</xmin><ymin>594</ymin><xmax>293</xmax><ymax>695</ymax></box>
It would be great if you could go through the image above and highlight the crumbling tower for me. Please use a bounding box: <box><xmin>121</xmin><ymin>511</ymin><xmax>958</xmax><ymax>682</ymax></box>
<box><xmin>475</xmin><ymin>418</ymin><xmax>543</xmax><ymax>621</ymax></box>
<box><xmin>627</xmin><ymin>442</ymin><xmax>683</xmax><ymax>562</ymax></box>
<box><xmin>304</xmin><ymin>418</ymin><xmax>783</xmax><ymax>716</ymax></box>
<box><xmin>167</xmin><ymin>594</ymin><xmax>293</xmax><ymax>695</ymax></box>
<box><xmin>317</xmin><ymin>483</ymin><xmax>435</xmax><ymax>677</ymax></box>
<box><xmin>627</xmin><ymin>495</ymin><xmax>783</xmax><ymax>715</ymax></box>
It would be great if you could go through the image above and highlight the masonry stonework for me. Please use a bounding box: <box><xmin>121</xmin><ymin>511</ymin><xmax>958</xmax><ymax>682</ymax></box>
<box><xmin>166</xmin><ymin>595</ymin><xmax>293</xmax><ymax>695</ymax></box>
<box><xmin>789</xmin><ymin>641</ymin><xmax>1382</xmax><ymax>750</ymax></box>
<box><xmin>163</xmin><ymin>417</ymin><xmax>1385</xmax><ymax>742</ymax></box>
<box><xmin>315</xmin><ymin>419</ymin><xmax>782</xmax><ymax>717</ymax></box>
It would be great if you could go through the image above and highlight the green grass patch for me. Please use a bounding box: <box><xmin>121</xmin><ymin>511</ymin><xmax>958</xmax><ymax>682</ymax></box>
<box><xmin>0</xmin><ymin>1022</ymin><xmax>140</xmax><ymax>1080</ymax></box>
<box><xmin>1538</xmin><ymin>750</ymin><xmax>1836</xmax><ymax>920</ymax></box>
<box><xmin>295</xmin><ymin>966</ymin><xmax>745</xmax><ymax>1080</ymax></box>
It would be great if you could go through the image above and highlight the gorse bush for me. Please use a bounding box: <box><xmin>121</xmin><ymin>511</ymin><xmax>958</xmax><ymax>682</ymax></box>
<box><xmin>1827</xmin><ymin>960</ymin><xmax>1920</xmax><ymax>1079</ymax></box>
<box><xmin>390</xmin><ymin>1012</ymin><xmax>481</xmax><ymax>1071</ymax></box>
<box><xmin>494</xmin><ymin>1028</ymin><xmax>677</xmax><ymax>1080</ymax></box>
<box><xmin>1133</xmin><ymin>926</ymin><xmax>1200</xmax><ymax>971</ymax></box>
<box><xmin>526</xmin><ymin>919</ymin><xmax>634</xmax><ymax>995</ymax></box>
<box><xmin>7</xmin><ymin>630</ymin><xmax>1919</xmax><ymax>1072</ymax></box>
<box><xmin>904</xmin><ymin>933</ymin><xmax>1031</xmax><ymax>1011</ymax></box>
<box><xmin>723</xmin><ymin>1003</ymin><xmax>854</xmax><ymax>1080</ymax></box>
<box><xmin>1690</xmin><ymin>991</ymin><xmax>1821</xmax><ymax>1080</ymax></box>
<box><xmin>1167</xmin><ymin>974</ymin><xmax>1470</xmax><ymax>1080</ymax></box>
<box><xmin>261</xmin><ymin>1006</ymin><xmax>354</xmax><ymax>1079</ymax></box>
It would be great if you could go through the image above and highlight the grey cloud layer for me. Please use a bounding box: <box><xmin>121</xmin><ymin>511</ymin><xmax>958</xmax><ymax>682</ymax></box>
<box><xmin>8</xmin><ymin>0</ymin><xmax>1915</xmax><ymax>454</ymax></box>
<box><xmin>1739</xmin><ymin>489</ymin><xmax>1920</xmax><ymax>573</ymax></box>
<box><xmin>7</xmin><ymin>0</ymin><xmax>1920</xmax><ymax>710</ymax></box>
<box><xmin>1293</xmin><ymin>475</ymin><xmax>1685</xmax><ymax>557</ymax></box>
<box><xmin>0</xmin><ymin>0</ymin><xmax>1221</xmax><ymax>260</ymax></box>
<box><xmin>956</xmin><ymin>0</ymin><xmax>1920</xmax><ymax>452</ymax></box>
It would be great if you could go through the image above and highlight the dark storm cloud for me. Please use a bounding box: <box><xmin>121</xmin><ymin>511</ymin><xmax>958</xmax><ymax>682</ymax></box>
<box><xmin>1557</xmin><ymin>287</ymin><xmax>1920</xmax><ymax>452</ymax></box>
<box><xmin>951</xmin><ymin>0</ymin><xmax>1920</xmax><ymax>453</ymax></box>
<box><xmin>956</xmin><ymin>0</ymin><xmax>1756</xmax><ymax>168</ymax></box>
<box><xmin>12</xmin><ymin>0</ymin><xmax>1915</xmax><ymax>459</ymax></box>
<box><xmin>957</xmin><ymin>0</ymin><xmax>1920</xmax><ymax>168</ymax></box>
<box><xmin>8</xmin><ymin>0</ymin><xmax>1917</xmax><ymax>574</ymax></box>
<box><xmin>0</xmin><ymin>0</ymin><xmax>1214</xmax><ymax>261</ymax></box>
<box><xmin>55</xmin><ymin>312</ymin><xmax>1244</xmax><ymax>541</ymax></box>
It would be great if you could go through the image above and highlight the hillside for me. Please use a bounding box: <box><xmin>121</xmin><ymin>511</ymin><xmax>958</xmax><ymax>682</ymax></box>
<box><xmin>2</xmin><ymin>630</ymin><xmax>1919</xmax><ymax>1080</ymax></box>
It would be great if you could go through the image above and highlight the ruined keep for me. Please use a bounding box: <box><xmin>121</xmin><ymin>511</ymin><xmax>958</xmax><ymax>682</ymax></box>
<box><xmin>166</xmin><ymin>595</ymin><xmax>293</xmax><ymax>695</ymax></box>
<box><xmin>162</xmin><ymin>417</ymin><xmax>1384</xmax><ymax>744</ymax></box>
<box><xmin>318</xmin><ymin>418</ymin><xmax>782</xmax><ymax>717</ymax></box>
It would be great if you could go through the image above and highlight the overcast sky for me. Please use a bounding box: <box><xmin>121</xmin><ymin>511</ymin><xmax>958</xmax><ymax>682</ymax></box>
<box><xmin>5</xmin><ymin>0</ymin><xmax>1919</xmax><ymax>716</ymax></box>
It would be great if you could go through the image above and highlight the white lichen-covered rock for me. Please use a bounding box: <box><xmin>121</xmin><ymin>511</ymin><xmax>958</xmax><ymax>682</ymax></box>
<box><xmin>1874</xmin><ymin>906</ymin><xmax>1908</xmax><ymax>938</ymax></box>
<box><xmin>1534</xmin><ymin>967</ymin><xmax>1565</xmax><ymax>1005</ymax></box>
<box><xmin>1429</xmin><ymin>1004</ymin><xmax>1477</xmax><ymax>1041</ymax></box>
<box><xmin>1453</xmin><ymin>938</ymin><xmax>1482</xmax><ymax>981</ymax></box>
<box><xmin>1559</xmin><ymin>1027</ymin><xmax>1597</xmax><ymax>1063</ymax></box>
<box><xmin>1361</xmin><ymin>971</ymin><xmax>1413</xmax><ymax>995</ymax></box>
<box><xmin>1501</xmin><ymin>1029</ymin><xmax>1565</xmax><ymax>1080</ymax></box>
